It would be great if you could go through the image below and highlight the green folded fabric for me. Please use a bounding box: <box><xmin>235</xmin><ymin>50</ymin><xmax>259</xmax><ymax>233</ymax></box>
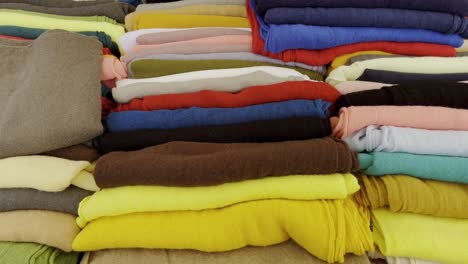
<box><xmin>0</xmin><ymin>241</ymin><xmax>79</xmax><ymax>264</ymax></box>
<box><xmin>359</xmin><ymin>152</ymin><xmax>468</xmax><ymax>184</ymax></box>
<box><xmin>130</xmin><ymin>59</ymin><xmax>324</xmax><ymax>81</ymax></box>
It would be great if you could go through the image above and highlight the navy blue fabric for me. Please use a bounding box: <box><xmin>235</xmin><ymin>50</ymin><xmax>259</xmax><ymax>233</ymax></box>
<box><xmin>105</xmin><ymin>99</ymin><xmax>330</xmax><ymax>132</ymax></box>
<box><xmin>265</xmin><ymin>8</ymin><xmax>468</xmax><ymax>38</ymax></box>
<box><xmin>254</xmin><ymin>0</ymin><xmax>468</xmax><ymax>16</ymax></box>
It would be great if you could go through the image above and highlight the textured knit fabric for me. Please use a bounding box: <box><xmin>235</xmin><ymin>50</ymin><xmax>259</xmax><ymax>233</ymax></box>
<box><xmin>41</xmin><ymin>144</ymin><xmax>100</xmax><ymax>162</ymax></box>
<box><xmin>0</xmin><ymin>31</ymin><xmax>102</xmax><ymax>158</ymax></box>
<box><xmin>94</xmin><ymin>137</ymin><xmax>358</xmax><ymax>187</ymax></box>
<box><xmin>345</xmin><ymin>125</ymin><xmax>468</xmax><ymax>157</ymax></box>
<box><xmin>105</xmin><ymin>99</ymin><xmax>330</xmax><ymax>132</ymax></box>
<box><xmin>0</xmin><ymin>210</ymin><xmax>79</xmax><ymax>252</ymax></box>
<box><xmin>73</xmin><ymin>198</ymin><xmax>373</xmax><ymax>264</ymax></box>
<box><xmin>77</xmin><ymin>173</ymin><xmax>359</xmax><ymax>227</ymax></box>
<box><xmin>94</xmin><ymin>117</ymin><xmax>332</xmax><ymax>153</ymax></box>
<box><xmin>356</xmin><ymin>175</ymin><xmax>468</xmax><ymax>219</ymax></box>
<box><xmin>372</xmin><ymin>209</ymin><xmax>468</xmax><ymax>264</ymax></box>
<box><xmin>359</xmin><ymin>152</ymin><xmax>468</xmax><ymax>184</ymax></box>
<box><xmin>0</xmin><ymin>241</ymin><xmax>79</xmax><ymax>264</ymax></box>
<box><xmin>357</xmin><ymin>69</ymin><xmax>468</xmax><ymax>83</ymax></box>
<box><xmin>136</xmin><ymin>28</ymin><xmax>250</xmax><ymax>45</ymax></box>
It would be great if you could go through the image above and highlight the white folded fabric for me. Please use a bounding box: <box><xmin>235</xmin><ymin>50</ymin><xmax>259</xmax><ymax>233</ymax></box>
<box><xmin>344</xmin><ymin>125</ymin><xmax>468</xmax><ymax>157</ymax></box>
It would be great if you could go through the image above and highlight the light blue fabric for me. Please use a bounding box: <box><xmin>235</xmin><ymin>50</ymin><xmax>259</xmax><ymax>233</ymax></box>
<box><xmin>106</xmin><ymin>99</ymin><xmax>330</xmax><ymax>132</ymax></box>
<box><xmin>359</xmin><ymin>152</ymin><xmax>468</xmax><ymax>184</ymax></box>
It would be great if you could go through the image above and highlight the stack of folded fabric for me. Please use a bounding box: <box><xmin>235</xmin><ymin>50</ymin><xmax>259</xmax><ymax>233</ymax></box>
<box><xmin>331</xmin><ymin>81</ymin><xmax>468</xmax><ymax>263</ymax></box>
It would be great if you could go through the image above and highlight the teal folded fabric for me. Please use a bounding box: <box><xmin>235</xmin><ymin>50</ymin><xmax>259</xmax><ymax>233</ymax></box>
<box><xmin>359</xmin><ymin>152</ymin><xmax>468</xmax><ymax>184</ymax></box>
<box><xmin>0</xmin><ymin>241</ymin><xmax>79</xmax><ymax>264</ymax></box>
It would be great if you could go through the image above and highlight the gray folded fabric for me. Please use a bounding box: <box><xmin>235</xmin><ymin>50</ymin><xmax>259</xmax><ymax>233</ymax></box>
<box><xmin>0</xmin><ymin>30</ymin><xmax>103</xmax><ymax>158</ymax></box>
<box><xmin>137</xmin><ymin>0</ymin><xmax>245</xmax><ymax>11</ymax></box>
<box><xmin>0</xmin><ymin>186</ymin><xmax>92</xmax><ymax>215</ymax></box>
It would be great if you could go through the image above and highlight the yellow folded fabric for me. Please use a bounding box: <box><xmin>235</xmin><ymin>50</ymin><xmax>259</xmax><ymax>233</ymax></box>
<box><xmin>131</xmin><ymin>13</ymin><xmax>250</xmax><ymax>31</ymax></box>
<box><xmin>329</xmin><ymin>51</ymin><xmax>393</xmax><ymax>72</ymax></box>
<box><xmin>355</xmin><ymin>175</ymin><xmax>468</xmax><ymax>219</ymax></box>
<box><xmin>0</xmin><ymin>156</ymin><xmax>98</xmax><ymax>192</ymax></box>
<box><xmin>73</xmin><ymin>198</ymin><xmax>373</xmax><ymax>263</ymax></box>
<box><xmin>77</xmin><ymin>173</ymin><xmax>360</xmax><ymax>227</ymax></box>
<box><xmin>372</xmin><ymin>209</ymin><xmax>468</xmax><ymax>264</ymax></box>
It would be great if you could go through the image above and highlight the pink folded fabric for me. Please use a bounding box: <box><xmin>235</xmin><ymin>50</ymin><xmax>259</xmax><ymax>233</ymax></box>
<box><xmin>136</xmin><ymin>28</ymin><xmax>251</xmax><ymax>45</ymax></box>
<box><xmin>101</xmin><ymin>55</ymin><xmax>128</xmax><ymax>88</ymax></box>
<box><xmin>335</xmin><ymin>81</ymin><xmax>394</xmax><ymax>95</ymax></box>
<box><xmin>332</xmin><ymin>106</ymin><xmax>468</xmax><ymax>139</ymax></box>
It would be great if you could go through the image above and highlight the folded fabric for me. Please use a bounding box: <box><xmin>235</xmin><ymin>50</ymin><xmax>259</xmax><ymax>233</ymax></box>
<box><xmin>136</xmin><ymin>28</ymin><xmax>250</xmax><ymax>45</ymax></box>
<box><xmin>331</xmin><ymin>51</ymin><xmax>393</xmax><ymax>71</ymax></box>
<box><xmin>131</xmin><ymin>13</ymin><xmax>249</xmax><ymax>31</ymax></box>
<box><xmin>0</xmin><ymin>9</ymin><xmax>125</xmax><ymax>43</ymax></box>
<box><xmin>0</xmin><ymin>0</ymin><xmax>123</xmax><ymax>8</ymax></box>
<box><xmin>326</xmin><ymin>56</ymin><xmax>468</xmax><ymax>85</ymax></box>
<box><xmin>128</xmin><ymin>59</ymin><xmax>323</xmax><ymax>80</ymax></box>
<box><xmin>137</xmin><ymin>0</ymin><xmax>245</xmax><ymax>11</ymax></box>
<box><xmin>345</xmin><ymin>125</ymin><xmax>468</xmax><ymax>157</ymax></box>
<box><xmin>0</xmin><ymin>241</ymin><xmax>79</xmax><ymax>264</ymax></box>
<box><xmin>0</xmin><ymin>210</ymin><xmax>79</xmax><ymax>252</ymax></box>
<box><xmin>356</xmin><ymin>175</ymin><xmax>468</xmax><ymax>219</ymax></box>
<box><xmin>264</xmin><ymin>8</ymin><xmax>468</xmax><ymax>38</ymax></box>
<box><xmin>94</xmin><ymin>117</ymin><xmax>332</xmax><ymax>153</ymax></box>
<box><xmin>359</xmin><ymin>152</ymin><xmax>468</xmax><ymax>184</ymax></box>
<box><xmin>335</xmin><ymin>81</ymin><xmax>393</xmax><ymax>95</ymax></box>
<box><xmin>113</xmin><ymin>81</ymin><xmax>339</xmax><ymax>111</ymax></box>
<box><xmin>80</xmin><ymin>241</ymin><xmax>370</xmax><ymax>264</ymax></box>
<box><xmin>334</xmin><ymin>81</ymin><xmax>468</xmax><ymax>114</ymax></box>
<box><xmin>0</xmin><ymin>186</ymin><xmax>92</xmax><ymax>216</ymax></box>
<box><xmin>0</xmin><ymin>31</ymin><xmax>103</xmax><ymax>158</ymax></box>
<box><xmin>372</xmin><ymin>209</ymin><xmax>468</xmax><ymax>264</ymax></box>
<box><xmin>368</xmin><ymin>251</ymin><xmax>442</xmax><ymax>264</ymax></box>
<box><xmin>101</xmin><ymin>55</ymin><xmax>127</xmax><ymax>86</ymax></box>
<box><xmin>458</xmin><ymin>39</ymin><xmax>468</xmax><ymax>51</ymax></box>
<box><xmin>106</xmin><ymin>99</ymin><xmax>330</xmax><ymax>132</ymax></box>
<box><xmin>78</xmin><ymin>173</ymin><xmax>359</xmax><ymax>227</ymax></box>
<box><xmin>253</xmin><ymin>0</ymin><xmax>468</xmax><ymax>16</ymax></box>
<box><xmin>357</xmin><ymin>69</ymin><xmax>468</xmax><ymax>83</ymax></box>
<box><xmin>73</xmin><ymin>198</ymin><xmax>373</xmax><ymax>263</ymax></box>
<box><xmin>332</xmin><ymin>106</ymin><xmax>468</xmax><ymax>139</ymax></box>
<box><xmin>41</xmin><ymin>144</ymin><xmax>100</xmax><ymax>162</ymax></box>
<box><xmin>346</xmin><ymin>54</ymin><xmax>403</xmax><ymax>65</ymax></box>
<box><xmin>0</xmin><ymin>156</ymin><xmax>98</xmax><ymax>192</ymax></box>
<box><xmin>113</xmin><ymin>67</ymin><xmax>311</xmax><ymax>103</ymax></box>
<box><xmin>94</xmin><ymin>137</ymin><xmax>358</xmax><ymax>187</ymax></box>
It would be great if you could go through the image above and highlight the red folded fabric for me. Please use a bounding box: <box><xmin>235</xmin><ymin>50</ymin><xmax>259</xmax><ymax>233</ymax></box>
<box><xmin>246</xmin><ymin>1</ymin><xmax>457</xmax><ymax>66</ymax></box>
<box><xmin>0</xmin><ymin>34</ymin><xmax>29</xmax><ymax>41</ymax></box>
<box><xmin>112</xmin><ymin>81</ymin><xmax>341</xmax><ymax>112</ymax></box>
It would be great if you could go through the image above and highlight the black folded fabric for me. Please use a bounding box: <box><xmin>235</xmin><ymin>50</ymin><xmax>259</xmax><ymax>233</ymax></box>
<box><xmin>93</xmin><ymin>117</ymin><xmax>331</xmax><ymax>154</ymax></box>
<box><xmin>357</xmin><ymin>69</ymin><xmax>468</xmax><ymax>83</ymax></box>
<box><xmin>334</xmin><ymin>81</ymin><xmax>468</xmax><ymax>115</ymax></box>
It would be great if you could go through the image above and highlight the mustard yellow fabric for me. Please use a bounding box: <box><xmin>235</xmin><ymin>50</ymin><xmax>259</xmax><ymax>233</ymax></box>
<box><xmin>355</xmin><ymin>175</ymin><xmax>468</xmax><ymax>219</ymax></box>
<box><xmin>330</xmin><ymin>51</ymin><xmax>393</xmax><ymax>72</ymax></box>
<box><xmin>131</xmin><ymin>13</ymin><xmax>250</xmax><ymax>31</ymax></box>
<box><xmin>77</xmin><ymin>173</ymin><xmax>360</xmax><ymax>227</ymax></box>
<box><xmin>73</xmin><ymin>198</ymin><xmax>373</xmax><ymax>263</ymax></box>
<box><xmin>372</xmin><ymin>209</ymin><xmax>468</xmax><ymax>264</ymax></box>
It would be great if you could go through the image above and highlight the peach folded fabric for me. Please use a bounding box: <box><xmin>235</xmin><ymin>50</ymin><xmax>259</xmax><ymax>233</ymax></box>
<box><xmin>101</xmin><ymin>55</ymin><xmax>128</xmax><ymax>88</ymax></box>
<box><xmin>332</xmin><ymin>106</ymin><xmax>468</xmax><ymax>139</ymax></box>
<box><xmin>334</xmin><ymin>81</ymin><xmax>394</xmax><ymax>95</ymax></box>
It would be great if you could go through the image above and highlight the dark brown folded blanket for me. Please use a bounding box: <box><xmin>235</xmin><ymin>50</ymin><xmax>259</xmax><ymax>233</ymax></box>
<box><xmin>94</xmin><ymin>137</ymin><xmax>358</xmax><ymax>187</ymax></box>
<box><xmin>41</xmin><ymin>144</ymin><xmax>100</xmax><ymax>162</ymax></box>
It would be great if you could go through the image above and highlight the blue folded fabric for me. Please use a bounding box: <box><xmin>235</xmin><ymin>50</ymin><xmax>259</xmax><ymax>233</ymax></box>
<box><xmin>359</xmin><ymin>152</ymin><xmax>468</xmax><ymax>184</ymax></box>
<box><xmin>254</xmin><ymin>0</ymin><xmax>468</xmax><ymax>16</ymax></box>
<box><xmin>106</xmin><ymin>99</ymin><xmax>330</xmax><ymax>132</ymax></box>
<box><xmin>265</xmin><ymin>8</ymin><xmax>468</xmax><ymax>38</ymax></box>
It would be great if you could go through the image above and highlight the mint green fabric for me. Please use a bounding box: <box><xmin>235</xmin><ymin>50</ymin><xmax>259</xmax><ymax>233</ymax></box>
<box><xmin>359</xmin><ymin>152</ymin><xmax>468</xmax><ymax>184</ymax></box>
<box><xmin>0</xmin><ymin>241</ymin><xmax>79</xmax><ymax>264</ymax></box>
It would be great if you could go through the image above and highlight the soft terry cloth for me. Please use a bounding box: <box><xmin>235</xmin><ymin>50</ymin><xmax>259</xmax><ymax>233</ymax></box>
<box><xmin>42</xmin><ymin>144</ymin><xmax>100</xmax><ymax>162</ymax></box>
<box><xmin>334</xmin><ymin>82</ymin><xmax>468</xmax><ymax>114</ymax></box>
<box><xmin>326</xmin><ymin>57</ymin><xmax>468</xmax><ymax>85</ymax></box>
<box><xmin>0</xmin><ymin>186</ymin><xmax>92</xmax><ymax>216</ymax></box>
<box><xmin>345</xmin><ymin>125</ymin><xmax>468</xmax><ymax>157</ymax></box>
<box><xmin>94</xmin><ymin>117</ymin><xmax>332</xmax><ymax>153</ymax></box>
<box><xmin>136</xmin><ymin>28</ymin><xmax>250</xmax><ymax>45</ymax></box>
<box><xmin>0</xmin><ymin>241</ymin><xmax>79</xmax><ymax>264</ymax></box>
<box><xmin>77</xmin><ymin>173</ymin><xmax>359</xmax><ymax>227</ymax></box>
<box><xmin>253</xmin><ymin>0</ymin><xmax>468</xmax><ymax>16</ymax></box>
<box><xmin>372</xmin><ymin>209</ymin><xmax>468</xmax><ymax>264</ymax></box>
<box><xmin>0</xmin><ymin>210</ymin><xmax>79</xmax><ymax>252</ymax></box>
<box><xmin>359</xmin><ymin>152</ymin><xmax>468</xmax><ymax>184</ymax></box>
<box><xmin>105</xmin><ymin>99</ymin><xmax>330</xmax><ymax>132</ymax></box>
<box><xmin>80</xmin><ymin>241</ymin><xmax>370</xmax><ymax>264</ymax></box>
<box><xmin>94</xmin><ymin>137</ymin><xmax>358</xmax><ymax>187</ymax></box>
<box><xmin>0</xmin><ymin>30</ymin><xmax>102</xmax><ymax>158</ymax></box>
<box><xmin>113</xmin><ymin>81</ymin><xmax>339</xmax><ymax>111</ymax></box>
<box><xmin>357</xmin><ymin>69</ymin><xmax>468</xmax><ymax>83</ymax></box>
<box><xmin>73</xmin><ymin>198</ymin><xmax>373</xmax><ymax>263</ymax></box>
<box><xmin>0</xmin><ymin>156</ymin><xmax>98</xmax><ymax>192</ymax></box>
<box><xmin>332</xmin><ymin>106</ymin><xmax>468</xmax><ymax>139</ymax></box>
<box><xmin>131</xmin><ymin>13</ymin><xmax>249</xmax><ymax>30</ymax></box>
<box><xmin>356</xmin><ymin>175</ymin><xmax>468</xmax><ymax>219</ymax></box>
<box><xmin>264</xmin><ymin>8</ymin><xmax>468</xmax><ymax>38</ymax></box>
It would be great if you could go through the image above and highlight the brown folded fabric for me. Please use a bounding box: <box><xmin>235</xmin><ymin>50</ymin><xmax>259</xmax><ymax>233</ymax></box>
<box><xmin>94</xmin><ymin>137</ymin><xmax>358</xmax><ymax>188</ymax></box>
<box><xmin>80</xmin><ymin>241</ymin><xmax>370</xmax><ymax>264</ymax></box>
<box><xmin>41</xmin><ymin>144</ymin><xmax>100</xmax><ymax>162</ymax></box>
<box><xmin>355</xmin><ymin>175</ymin><xmax>468</xmax><ymax>219</ymax></box>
